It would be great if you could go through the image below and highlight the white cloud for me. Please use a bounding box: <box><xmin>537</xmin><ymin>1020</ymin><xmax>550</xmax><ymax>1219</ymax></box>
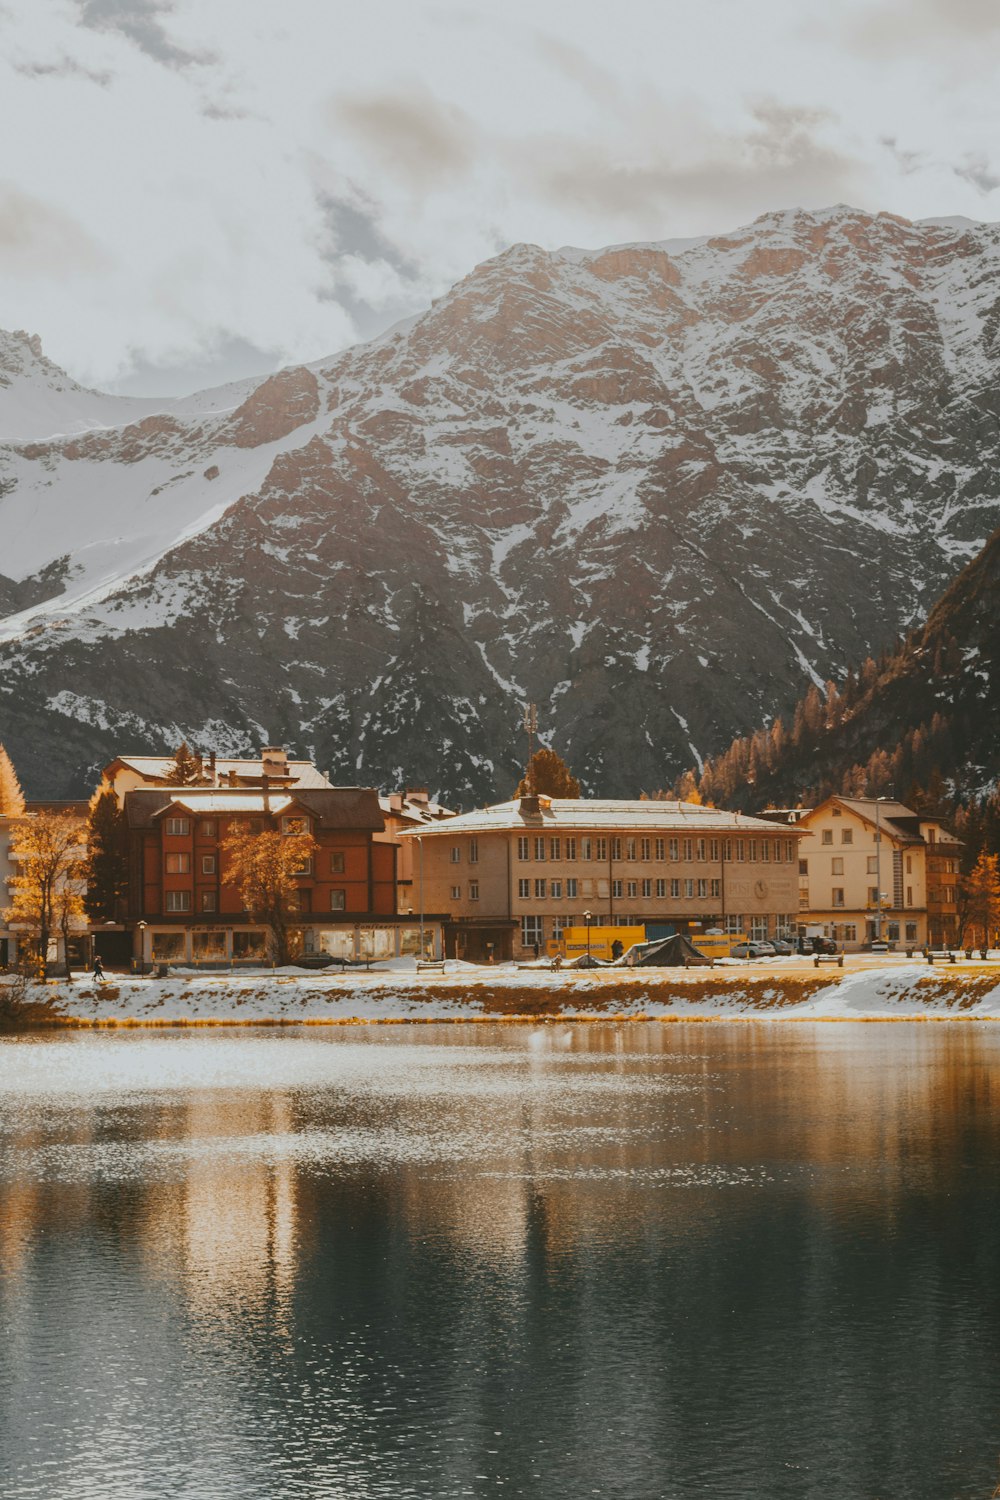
<box><xmin>0</xmin><ymin>0</ymin><xmax>997</xmax><ymax>394</ymax></box>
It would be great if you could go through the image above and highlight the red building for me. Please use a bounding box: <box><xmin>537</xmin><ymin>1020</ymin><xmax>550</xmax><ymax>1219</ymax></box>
<box><xmin>123</xmin><ymin>784</ymin><xmax>436</xmax><ymax>966</ymax></box>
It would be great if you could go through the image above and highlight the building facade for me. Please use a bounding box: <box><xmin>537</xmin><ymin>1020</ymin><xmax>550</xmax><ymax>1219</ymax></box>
<box><xmin>795</xmin><ymin>797</ymin><xmax>961</xmax><ymax>950</ymax></box>
<box><xmin>405</xmin><ymin>796</ymin><xmax>804</xmax><ymax>961</ymax></box>
<box><xmin>123</xmin><ymin>784</ymin><xmax>439</xmax><ymax>966</ymax></box>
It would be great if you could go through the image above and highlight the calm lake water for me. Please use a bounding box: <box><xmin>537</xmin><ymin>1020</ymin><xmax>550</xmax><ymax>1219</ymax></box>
<box><xmin>1</xmin><ymin>1022</ymin><xmax>999</xmax><ymax>1499</ymax></box>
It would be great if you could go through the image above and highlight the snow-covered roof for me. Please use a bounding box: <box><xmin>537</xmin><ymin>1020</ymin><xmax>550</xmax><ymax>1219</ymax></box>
<box><xmin>107</xmin><ymin>755</ymin><xmax>332</xmax><ymax>788</ymax></box>
<box><xmin>402</xmin><ymin>798</ymin><xmax>806</xmax><ymax>838</ymax></box>
<box><xmin>158</xmin><ymin>793</ymin><xmax>295</xmax><ymax>816</ymax></box>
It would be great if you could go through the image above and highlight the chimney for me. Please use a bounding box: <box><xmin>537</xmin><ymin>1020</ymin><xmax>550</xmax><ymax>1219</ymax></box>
<box><xmin>406</xmin><ymin>786</ymin><xmax>429</xmax><ymax>805</ymax></box>
<box><xmin>262</xmin><ymin>772</ymin><xmax>270</xmax><ymax>814</ymax></box>
<box><xmin>261</xmin><ymin>745</ymin><xmax>289</xmax><ymax>781</ymax></box>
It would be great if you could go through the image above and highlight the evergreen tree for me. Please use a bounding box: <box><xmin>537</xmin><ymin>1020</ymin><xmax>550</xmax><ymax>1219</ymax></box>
<box><xmin>516</xmin><ymin>748</ymin><xmax>581</xmax><ymax>798</ymax></box>
<box><xmin>0</xmin><ymin>744</ymin><xmax>25</xmax><ymax>816</ymax></box>
<box><xmin>162</xmin><ymin>742</ymin><xmax>208</xmax><ymax>786</ymax></box>
<box><xmin>84</xmin><ymin>789</ymin><xmax>129</xmax><ymax>923</ymax></box>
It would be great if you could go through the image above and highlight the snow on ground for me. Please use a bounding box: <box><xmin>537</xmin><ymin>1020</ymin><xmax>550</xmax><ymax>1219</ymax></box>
<box><xmin>8</xmin><ymin>954</ymin><xmax>1000</xmax><ymax>1026</ymax></box>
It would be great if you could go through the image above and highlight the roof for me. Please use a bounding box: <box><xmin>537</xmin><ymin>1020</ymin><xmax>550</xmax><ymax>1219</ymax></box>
<box><xmin>379</xmin><ymin>793</ymin><xmax>455</xmax><ymax>825</ymax></box>
<box><xmin>123</xmin><ymin>786</ymin><xmax>384</xmax><ymax>832</ymax></box>
<box><xmin>401</xmin><ymin>798</ymin><xmax>808</xmax><ymax>838</ymax></box>
<box><xmin>105</xmin><ymin>754</ymin><xmax>332</xmax><ymax>789</ymax></box>
<box><xmin>801</xmin><ymin>796</ymin><xmax>962</xmax><ymax>847</ymax></box>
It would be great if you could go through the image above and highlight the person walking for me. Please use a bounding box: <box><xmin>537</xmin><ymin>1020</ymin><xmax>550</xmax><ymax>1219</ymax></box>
<box><xmin>92</xmin><ymin>954</ymin><xmax>106</xmax><ymax>983</ymax></box>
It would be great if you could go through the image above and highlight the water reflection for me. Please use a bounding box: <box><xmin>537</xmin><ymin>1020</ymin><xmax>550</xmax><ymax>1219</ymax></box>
<box><xmin>1</xmin><ymin>1023</ymin><xmax>999</xmax><ymax>1498</ymax></box>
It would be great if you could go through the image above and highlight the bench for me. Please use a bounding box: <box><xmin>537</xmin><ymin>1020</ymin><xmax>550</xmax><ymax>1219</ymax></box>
<box><xmin>416</xmin><ymin>960</ymin><xmax>446</xmax><ymax>972</ymax></box>
<box><xmin>813</xmin><ymin>954</ymin><xmax>844</xmax><ymax>968</ymax></box>
<box><xmin>926</xmin><ymin>950</ymin><xmax>957</xmax><ymax>965</ymax></box>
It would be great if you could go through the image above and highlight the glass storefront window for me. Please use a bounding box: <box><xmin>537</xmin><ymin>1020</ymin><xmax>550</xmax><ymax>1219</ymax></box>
<box><xmin>192</xmin><ymin>930</ymin><xmax>227</xmax><ymax>961</ymax></box>
<box><xmin>232</xmin><ymin>930</ymin><xmax>268</xmax><ymax>962</ymax></box>
<box><xmin>359</xmin><ymin>927</ymin><xmax>394</xmax><ymax>960</ymax></box>
<box><xmin>318</xmin><ymin>930</ymin><xmax>355</xmax><ymax>960</ymax></box>
<box><xmin>399</xmin><ymin>927</ymin><xmax>434</xmax><ymax>958</ymax></box>
<box><xmin>151</xmin><ymin>932</ymin><xmax>187</xmax><ymax>962</ymax></box>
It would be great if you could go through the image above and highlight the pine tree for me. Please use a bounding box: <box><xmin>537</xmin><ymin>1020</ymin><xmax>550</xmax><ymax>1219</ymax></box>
<box><xmin>516</xmin><ymin>748</ymin><xmax>581</xmax><ymax>799</ymax></box>
<box><xmin>84</xmin><ymin>789</ymin><xmax>129</xmax><ymax>923</ymax></box>
<box><xmin>162</xmin><ymin>742</ymin><xmax>207</xmax><ymax>786</ymax></box>
<box><xmin>0</xmin><ymin>744</ymin><xmax>25</xmax><ymax>816</ymax></box>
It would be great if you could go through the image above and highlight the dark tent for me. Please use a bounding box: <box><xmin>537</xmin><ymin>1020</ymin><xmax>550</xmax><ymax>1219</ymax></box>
<box><xmin>565</xmin><ymin>952</ymin><xmax>612</xmax><ymax>969</ymax></box>
<box><xmin>617</xmin><ymin>934</ymin><xmax>713</xmax><ymax>968</ymax></box>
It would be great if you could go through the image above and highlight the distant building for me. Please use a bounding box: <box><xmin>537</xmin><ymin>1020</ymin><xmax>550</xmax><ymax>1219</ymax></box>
<box><xmin>795</xmin><ymin>797</ymin><xmax>961</xmax><ymax>950</ymax></box>
<box><xmin>376</xmin><ymin>788</ymin><xmax>455</xmax><ymax>914</ymax></box>
<box><xmin>403</xmin><ymin>795</ymin><xmax>805</xmax><ymax>961</ymax></box>
<box><xmin>102</xmin><ymin>746</ymin><xmax>332</xmax><ymax>804</ymax></box>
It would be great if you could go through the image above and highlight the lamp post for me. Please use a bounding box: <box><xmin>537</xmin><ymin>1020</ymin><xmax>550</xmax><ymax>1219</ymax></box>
<box><xmin>874</xmin><ymin>798</ymin><xmax>886</xmax><ymax>943</ymax></box>
<box><xmin>416</xmin><ymin>835</ymin><xmax>425</xmax><ymax>960</ymax></box>
<box><xmin>583</xmin><ymin>908</ymin><xmax>593</xmax><ymax>965</ymax></box>
<box><xmin>137</xmin><ymin>920</ymin><xmax>147</xmax><ymax>976</ymax></box>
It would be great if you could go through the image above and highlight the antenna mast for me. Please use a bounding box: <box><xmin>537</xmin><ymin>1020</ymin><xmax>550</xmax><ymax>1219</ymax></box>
<box><xmin>522</xmin><ymin>702</ymin><xmax>538</xmax><ymax>792</ymax></box>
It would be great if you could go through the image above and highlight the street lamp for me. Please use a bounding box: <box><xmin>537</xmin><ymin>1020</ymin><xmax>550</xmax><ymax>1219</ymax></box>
<box><xmin>416</xmin><ymin>835</ymin><xmax>425</xmax><ymax>960</ymax></box>
<box><xmin>137</xmin><ymin>920</ymin><xmax>147</xmax><ymax>976</ymax></box>
<box><xmin>583</xmin><ymin>909</ymin><xmax>593</xmax><ymax>965</ymax></box>
<box><xmin>874</xmin><ymin>798</ymin><xmax>887</xmax><ymax>943</ymax></box>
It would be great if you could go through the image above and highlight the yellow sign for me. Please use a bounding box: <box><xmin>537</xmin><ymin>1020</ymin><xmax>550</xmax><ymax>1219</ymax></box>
<box><xmin>557</xmin><ymin>925</ymin><xmax>646</xmax><ymax>962</ymax></box>
<box><xmin>690</xmin><ymin>933</ymin><xmax>745</xmax><ymax>959</ymax></box>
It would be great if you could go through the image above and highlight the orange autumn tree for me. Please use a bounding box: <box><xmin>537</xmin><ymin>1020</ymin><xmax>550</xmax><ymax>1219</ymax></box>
<box><xmin>3</xmin><ymin>810</ymin><xmax>86</xmax><ymax>979</ymax></box>
<box><xmin>961</xmin><ymin>852</ymin><xmax>1000</xmax><ymax>954</ymax></box>
<box><xmin>221</xmin><ymin>826</ymin><xmax>318</xmax><ymax>966</ymax></box>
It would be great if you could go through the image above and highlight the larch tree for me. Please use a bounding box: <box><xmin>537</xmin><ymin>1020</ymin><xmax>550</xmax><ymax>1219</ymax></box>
<box><xmin>516</xmin><ymin>748</ymin><xmax>581</xmax><ymax>799</ymax></box>
<box><xmin>0</xmin><ymin>744</ymin><xmax>25</xmax><ymax>816</ymax></box>
<box><xmin>960</xmin><ymin>852</ymin><xmax>1000</xmax><ymax>954</ymax></box>
<box><xmin>221</xmin><ymin>826</ymin><xmax>318</xmax><ymax>966</ymax></box>
<box><xmin>162</xmin><ymin>742</ymin><xmax>208</xmax><ymax>786</ymax></box>
<box><xmin>84</xmin><ymin>788</ymin><xmax>129</xmax><ymax>923</ymax></box>
<box><xmin>3</xmin><ymin>811</ymin><xmax>87</xmax><ymax>979</ymax></box>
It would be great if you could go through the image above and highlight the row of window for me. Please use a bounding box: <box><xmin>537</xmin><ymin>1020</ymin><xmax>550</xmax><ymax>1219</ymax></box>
<box><xmin>164</xmin><ymin>851</ymin><xmax>348</xmax><ymax>875</ymax></box>
<box><xmin>507</xmin><ymin>877</ymin><xmax>724</xmax><ymax>901</ymax></box>
<box><xmin>825</xmin><ymin>886</ymin><xmax>916</xmax><ymax>909</ymax></box>
<box><xmin>803</xmin><ymin>854</ymin><xmax>921</xmax><ymax>876</ymax></box>
<box><xmin>163</xmin><ymin>815</ymin><xmax>312</xmax><ymax>838</ymax></box>
<box><xmin>164</xmin><ymin>889</ymin><xmax>352</xmax><ymax>914</ymax></box>
<box><xmin>517</xmin><ymin>914</ymin><xmax>797</xmax><ymax>945</ymax></box>
<box><xmin>505</xmin><ymin>835</ymin><xmax>796</xmax><ymax>864</ymax></box>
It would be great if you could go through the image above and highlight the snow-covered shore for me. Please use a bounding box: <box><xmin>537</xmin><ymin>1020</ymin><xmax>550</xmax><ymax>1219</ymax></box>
<box><xmin>7</xmin><ymin>955</ymin><xmax>1000</xmax><ymax>1025</ymax></box>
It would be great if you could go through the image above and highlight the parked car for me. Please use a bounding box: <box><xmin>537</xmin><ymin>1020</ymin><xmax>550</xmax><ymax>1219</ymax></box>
<box><xmin>731</xmin><ymin>941</ymin><xmax>776</xmax><ymax>959</ymax></box>
<box><xmin>769</xmin><ymin>939</ymin><xmax>794</xmax><ymax>955</ymax></box>
<box><xmin>808</xmin><ymin>936</ymin><xmax>839</xmax><ymax>955</ymax></box>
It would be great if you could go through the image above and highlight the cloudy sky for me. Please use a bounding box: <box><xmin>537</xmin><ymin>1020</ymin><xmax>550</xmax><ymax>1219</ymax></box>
<box><xmin>2</xmin><ymin>0</ymin><xmax>999</xmax><ymax>394</ymax></box>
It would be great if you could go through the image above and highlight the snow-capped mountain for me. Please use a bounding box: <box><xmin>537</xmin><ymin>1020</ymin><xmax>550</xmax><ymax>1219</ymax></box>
<box><xmin>2</xmin><ymin>204</ymin><xmax>1000</xmax><ymax>801</ymax></box>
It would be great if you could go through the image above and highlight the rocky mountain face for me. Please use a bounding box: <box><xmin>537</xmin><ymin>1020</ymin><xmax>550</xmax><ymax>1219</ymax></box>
<box><xmin>2</xmin><ymin>205</ymin><xmax>1000</xmax><ymax>802</ymax></box>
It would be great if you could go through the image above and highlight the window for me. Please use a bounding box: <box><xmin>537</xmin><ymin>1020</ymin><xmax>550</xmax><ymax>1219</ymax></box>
<box><xmin>655</xmin><ymin>839</ymin><xmax>665</xmax><ymax>861</ymax></box>
<box><xmin>906</xmin><ymin>855</ymin><xmax>913</xmax><ymax>874</ymax></box>
<box><xmin>626</xmin><ymin>881</ymin><xmax>637</xmax><ymax>898</ymax></box>
<box><xmin>550</xmin><ymin>838</ymin><xmax>561</xmax><ymax>860</ymax></box>
<box><xmin>165</xmin><ymin>818</ymin><xmax>190</xmax><ymax>836</ymax></box>
<box><xmin>469</xmin><ymin>881</ymin><xmax>479</xmax><ymax>901</ymax></box>
<box><xmin>749</xmin><ymin>917</ymin><xmax>769</xmax><ymax>941</ymax></box>
<box><xmin>612</xmin><ymin>879</ymin><xmax>623</xmax><ymax>899</ymax></box>
<box><xmin>330</xmin><ymin>890</ymin><xmax>346</xmax><ymax>911</ymax></box>
<box><xmin>831</xmin><ymin>858</ymin><xmax>844</xmax><ymax>875</ymax></box>
<box><xmin>518</xmin><ymin>837</ymin><xmax>530</xmax><ymax>860</ymax></box>
<box><xmin>281</xmin><ymin>816</ymin><xmax>309</xmax><ymax>836</ymax></box>
<box><xmin>697</xmin><ymin>879</ymin><xmax>708</xmax><ymax>898</ymax></box>
<box><xmin>200</xmin><ymin>891</ymin><xmax>217</xmax><ymax>912</ymax></box>
<box><xmin>534</xmin><ymin>879</ymin><xmax>547</xmax><ymax>899</ymax></box>
<box><xmin>521</xmin><ymin>915</ymin><xmax>543</xmax><ymax>948</ymax></box>
<box><xmin>152</xmin><ymin>932</ymin><xmax>186</xmax><ymax>961</ymax></box>
<box><xmin>330</xmin><ymin>852</ymin><xmax>345</xmax><ymax>874</ymax></box>
<box><xmin>566</xmin><ymin>878</ymin><xmax>578</xmax><ymax>898</ymax></box>
<box><xmin>201</xmin><ymin>855</ymin><xmax>216</xmax><ymax>875</ymax></box>
<box><xmin>626</xmin><ymin>838</ymin><xmax>636</xmax><ymax>861</ymax></box>
<box><xmin>566</xmin><ymin>838</ymin><xmax>577</xmax><ymax>861</ymax></box>
<box><xmin>869</xmin><ymin>887</ymin><xmax>879</xmax><ymax>905</ymax></box>
<box><xmin>684</xmin><ymin>879</ymin><xmax>695</xmax><ymax>899</ymax></box>
<box><xmin>761</xmin><ymin>840</ymin><xmax>771</xmax><ymax>862</ymax></box>
<box><xmin>841</xmin><ymin>829</ymin><xmax>853</xmax><ymax>844</ymax></box>
<box><xmin>748</xmin><ymin>840</ymin><xmax>758</xmax><ymax>863</ymax></box>
<box><xmin>641</xmin><ymin>879</ymin><xmax>652</xmax><ymax>897</ymax></box>
<box><xmin>450</xmin><ymin>845</ymin><xmax>461</xmax><ymax>864</ymax></box>
<box><xmin>668</xmin><ymin>838</ymin><xmax>679</xmax><ymax>861</ymax></box>
<box><xmin>656</xmin><ymin>879</ymin><xmax>666</xmax><ymax>898</ymax></box>
<box><xmin>867</xmin><ymin>856</ymin><xmax>878</xmax><ymax>874</ymax></box>
<box><xmin>670</xmin><ymin>879</ymin><xmax>680</xmax><ymax>898</ymax></box>
<box><xmin>822</xmin><ymin>830</ymin><xmax>833</xmax><ymax>845</ymax></box>
<box><xmin>736</xmin><ymin>840</ymin><xmax>745</xmax><ymax>862</ymax></box>
<box><xmin>518</xmin><ymin>879</ymin><xmax>530</xmax><ymax>898</ymax></box>
<box><xmin>683</xmin><ymin>839</ymin><xmax>693</xmax><ymax>861</ymax></box>
<box><xmin>611</xmin><ymin>838</ymin><xmax>622</xmax><ymax>861</ymax></box>
<box><xmin>192</xmin><ymin>929</ymin><xmax>225</xmax><ymax>959</ymax></box>
<box><xmin>887</xmin><ymin>922</ymin><xmax>900</xmax><ymax>942</ymax></box>
<box><xmin>595</xmin><ymin>838</ymin><xmax>607</xmax><ymax>861</ymax></box>
<box><xmin>581</xmin><ymin>837</ymin><xmax>592</xmax><ymax>860</ymax></box>
<box><xmin>165</xmin><ymin>853</ymin><xmax>190</xmax><ymax>874</ymax></box>
<box><xmin>552</xmin><ymin>913</ymin><xmax>568</xmax><ymax>940</ymax></box>
<box><xmin>696</xmin><ymin>839</ymin><xmax>706</xmax><ymax>861</ymax></box>
<box><xmin>199</xmin><ymin>820</ymin><xmax>217</xmax><ymax>838</ymax></box>
<box><xmin>833</xmin><ymin>807</ymin><xmax>842</xmax><ymax>817</ymax></box>
<box><xmin>534</xmin><ymin>837</ymin><xmax>546</xmax><ymax>861</ymax></box>
<box><xmin>469</xmin><ymin>838</ymin><xmax>479</xmax><ymax>864</ymax></box>
<box><xmin>723</xmin><ymin>839</ymin><xmax>733</xmax><ymax>861</ymax></box>
<box><xmin>724</xmin><ymin>915</ymin><xmax>743</xmax><ymax>934</ymax></box>
<box><xmin>233</xmin><ymin>930</ymin><xmax>268</xmax><ymax>961</ymax></box>
<box><xmin>292</xmin><ymin>854</ymin><xmax>313</xmax><ymax>875</ymax></box>
<box><xmin>832</xmin><ymin>889</ymin><xmax>845</xmax><ymax>908</ymax></box>
<box><xmin>640</xmin><ymin>838</ymin><xmax>651</xmax><ymax>861</ymax></box>
<box><xmin>906</xmin><ymin>887</ymin><xmax>913</xmax><ymax>907</ymax></box>
<box><xmin>450</xmin><ymin>885</ymin><xmax>461</xmax><ymax>901</ymax></box>
<box><xmin>799</xmin><ymin>859</ymin><xmax>809</xmax><ymax>876</ymax></box>
<box><xmin>165</xmin><ymin>890</ymin><xmax>191</xmax><ymax>912</ymax></box>
<box><xmin>295</xmin><ymin>889</ymin><xmax>312</xmax><ymax>914</ymax></box>
<box><xmin>709</xmin><ymin>840</ymin><xmax>720</xmax><ymax>861</ymax></box>
<box><xmin>905</xmin><ymin>921</ymin><xmax>918</xmax><ymax>941</ymax></box>
<box><xmin>710</xmin><ymin>879</ymin><xmax>721</xmax><ymax>898</ymax></box>
<box><xmin>547</xmin><ymin>879</ymin><xmax>560</xmax><ymax>899</ymax></box>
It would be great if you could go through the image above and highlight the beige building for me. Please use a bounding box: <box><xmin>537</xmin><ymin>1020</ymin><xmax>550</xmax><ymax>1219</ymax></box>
<box><xmin>794</xmin><ymin>797</ymin><xmax>961</xmax><ymax>951</ymax></box>
<box><xmin>405</xmin><ymin>795</ymin><xmax>805</xmax><ymax>961</ymax></box>
<box><xmin>376</xmin><ymin>788</ymin><xmax>455</xmax><ymax>914</ymax></box>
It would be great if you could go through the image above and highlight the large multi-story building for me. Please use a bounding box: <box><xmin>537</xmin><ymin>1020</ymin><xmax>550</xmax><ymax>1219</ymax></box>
<box><xmin>794</xmin><ymin>796</ymin><xmax>962</xmax><ymax>950</ymax></box>
<box><xmin>405</xmin><ymin>795</ymin><xmax>805</xmax><ymax>961</ymax></box>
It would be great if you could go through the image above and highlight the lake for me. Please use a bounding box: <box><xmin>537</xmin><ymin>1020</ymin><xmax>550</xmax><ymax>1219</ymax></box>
<box><xmin>1</xmin><ymin>1022</ymin><xmax>999</xmax><ymax>1499</ymax></box>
